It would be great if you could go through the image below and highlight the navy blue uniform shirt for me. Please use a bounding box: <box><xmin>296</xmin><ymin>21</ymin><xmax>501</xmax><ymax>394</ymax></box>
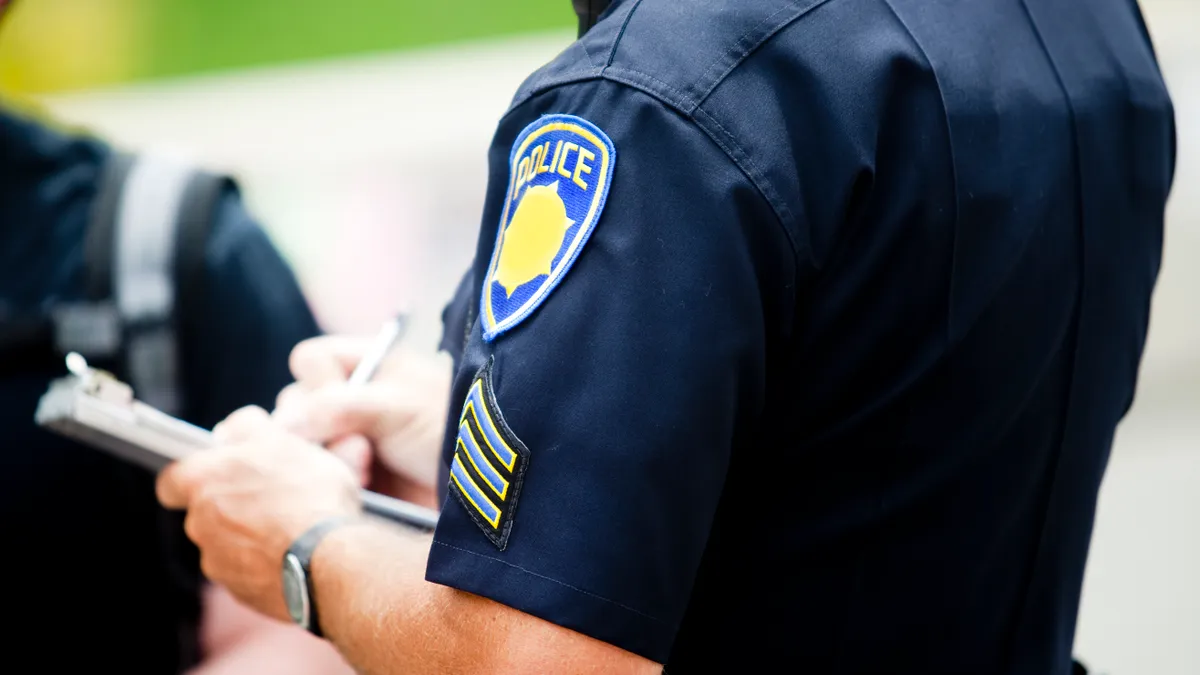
<box><xmin>0</xmin><ymin>108</ymin><xmax>320</xmax><ymax>672</ymax></box>
<box><xmin>427</xmin><ymin>0</ymin><xmax>1176</xmax><ymax>671</ymax></box>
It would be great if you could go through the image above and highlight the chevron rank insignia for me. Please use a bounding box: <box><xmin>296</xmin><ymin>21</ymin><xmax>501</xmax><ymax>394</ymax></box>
<box><xmin>447</xmin><ymin>359</ymin><xmax>530</xmax><ymax>549</ymax></box>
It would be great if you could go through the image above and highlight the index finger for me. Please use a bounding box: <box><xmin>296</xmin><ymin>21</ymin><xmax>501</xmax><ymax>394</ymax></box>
<box><xmin>288</xmin><ymin>335</ymin><xmax>373</xmax><ymax>387</ymax></box>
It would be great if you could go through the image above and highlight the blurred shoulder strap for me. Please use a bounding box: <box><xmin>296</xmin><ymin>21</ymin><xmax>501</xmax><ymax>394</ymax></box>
<box><xmin>172</xmin><ymin>164</ymin><xmax>229</xmax><ymax>362</ymax></box>
<box><xmin>47</xmin><ymin>150</ymin><xmax>135</xmax><ymax>364</ymax></box>
<box><xmin>65</xmin><ymin>150</ymin><xmax>227</xmax><ymax>415</ymax></box>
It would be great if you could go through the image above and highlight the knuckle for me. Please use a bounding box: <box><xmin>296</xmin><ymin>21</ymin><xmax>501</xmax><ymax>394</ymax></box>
<box><xmin>275</xmin><ymin>384</ymin><xmax>307</xmax><ymax>413</ymax></box>
<box><xmin>289</xmin><ymin>337</ymin><xmax>318</xmax><ymax>367</ymax></box>
<box><xmin>198</xmin><ymin>552</ymin><xmax>220</xmax><ymax>581</ymax></box>
<box><xmin>201</xmin><ymin>479</ymin><xmax>247</xmax><ymax>522</ymax></box>
<box><xmin>155</xmin><ymin>467</ymin><xmax>179</xmax><ymax>504</ymax></box>
<box><xmin>327</xmin><ymin>405</ymin><xmax>354</xmax><ymax>431</ymax></box>
<box><xmin>221</xmin><ymin>406</ymin><xmax>270</xmax><ymax>439</ymax></box>
<box><xmin>274</xmin><ymin>384</ymin><xmax>295</xmax><ymax>410</ymax></box>
<box><xmin>207</xmin><ymin>499</ymin><xmax>234</xmax><ymax>527</ymax></box>
<box><xmin>231</xmin><ymin>405</ymin><xmax>269</xmax><ymax>425</ymax></box>
<box><xmin>185</xmin><ymin>487</ymin><xmax>236</xmax><ymax>544</ymax></box>
<box><xmin>183</xmin><ymin>508</ymin><xmax>206</xmax><ymax>544</ymax></box>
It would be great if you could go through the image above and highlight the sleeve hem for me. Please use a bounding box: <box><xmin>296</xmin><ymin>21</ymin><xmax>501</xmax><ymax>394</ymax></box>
<box><xmin>425</xmin><ymin>540</ymin><xmax>674</xmax><ymax>664</ymax></box>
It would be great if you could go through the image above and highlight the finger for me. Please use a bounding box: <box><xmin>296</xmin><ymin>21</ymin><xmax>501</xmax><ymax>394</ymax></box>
<box><xmin>274</xmin><ymin>382</ymin><xmax>306</xmax><ymax>413</ymax></box>
<box><xmin>289</xmin><ymin>335</ymin><xmax>373</xmax><ymax>388</ymax></box>
<box><xmin>295</xmin><ymin>384</ymin><xmax>401</xmax><ymax>444</ymax></box>
<box><xmin>272</xmin><ymin>384</ymin><xmax>311</xmax><ymax>433</ymax></box>
<box><xmin>329</xmin><ymin>435</ymin><xmax>373</xmax><ymax>486</ymax></box>
<box><xmin>183</xmin><ymin>497</ymin><xmax>215</xmax><ymax>544</ymax></box>
<box><xmin>156</xmin><ymin>453</ymin><xmax>229</xmax><ymax>510</ymax></box>
<box><xmin>213</xmin><ymin>406</ymin><xmax>272</xmax><ymax>443</ymax></box>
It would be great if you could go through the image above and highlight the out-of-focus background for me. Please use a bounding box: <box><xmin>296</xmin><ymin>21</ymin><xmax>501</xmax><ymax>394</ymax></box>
<box><xmin>0</xmin><ymin>0</ymin><xmax>1194</xmax><ymax>671</ymax></box>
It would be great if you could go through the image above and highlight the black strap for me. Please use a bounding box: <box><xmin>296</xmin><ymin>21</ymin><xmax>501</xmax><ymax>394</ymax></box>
<box><xmin>173</xmin><ymin>171</ymin><xmax>227</xmax><ymax>333</ymax></box>
<box><xmin>170</xmin><ymin>170</ymin><xmax>229</xmax><ymax>413</ymax></box>
<box><xmin>288</xmin><ymin>515</ymin><xmax>359</xmax><ymax>637</ymax></box>
<box><xmin>0</xmin><ymin>151</ymin><xmax>133</xmax><ymax>375</ymax></box>
<box><xmin>0</xmin><ymin>155</ymin><xmax>226</xmax><ymax>386</ymax></box>
<box><xmin>572</xmin><ymin>0</ymin><xmax>612</xmax><ymax>37</ymax></box>
<box><xmin>84</xmin><ymin>150</ymin><xmax>135</xmax><ymax>302</ymax></box>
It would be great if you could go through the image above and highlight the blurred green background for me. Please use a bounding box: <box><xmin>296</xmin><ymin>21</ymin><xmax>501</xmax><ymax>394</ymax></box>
<box><xmin>0</xmin><ymin>0</ymin><xmax>574</xmax><ymax>93</ymax></box>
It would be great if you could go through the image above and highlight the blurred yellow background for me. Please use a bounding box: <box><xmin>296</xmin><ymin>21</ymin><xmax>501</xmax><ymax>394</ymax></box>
<box><xmin>0</xmin><ymin>0</ymin><xmax>574</xmax><ymax>93</ymax></box>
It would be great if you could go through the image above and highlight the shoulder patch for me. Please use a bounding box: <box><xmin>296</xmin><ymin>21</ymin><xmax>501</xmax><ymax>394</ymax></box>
<box><xmin>447</xmin><ymin>359</ymin><xmax>531</xmax><ymax>549</ymax></box>
<box><xmin>481</xmin><ymin>113</ymin><xmax>616</xmax><ymax>341</ymax></box>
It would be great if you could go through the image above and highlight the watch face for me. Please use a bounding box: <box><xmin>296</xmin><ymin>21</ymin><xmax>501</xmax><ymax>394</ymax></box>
<box><xmin>282</xmin><ymin>553</ymin><xmax>310</xmax><ymax>628</ymax></box>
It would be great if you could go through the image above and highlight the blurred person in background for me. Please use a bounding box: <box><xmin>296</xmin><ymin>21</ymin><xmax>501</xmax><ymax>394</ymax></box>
<box><xmin>156</xmin><ymin>0</ymin><xmax>1175</xmax><ymax>673</ymax></box>
<box><xmin>0</xmin><ymin>3</ymin><xmax>358</xmax><ymax>672</ymax></box>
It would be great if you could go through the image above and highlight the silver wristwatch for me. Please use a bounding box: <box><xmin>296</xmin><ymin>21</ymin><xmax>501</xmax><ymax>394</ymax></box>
<box><xmin>282</xmin><ymin>516</ymin><xmax>354</xmax><ymax>636</ymax></box>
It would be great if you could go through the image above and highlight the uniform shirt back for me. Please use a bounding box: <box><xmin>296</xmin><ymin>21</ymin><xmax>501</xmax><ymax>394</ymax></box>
<box><xmin>428</xmin><ymin>0</ymin><xmax>1176</xmax><ymax>672</ymax></box>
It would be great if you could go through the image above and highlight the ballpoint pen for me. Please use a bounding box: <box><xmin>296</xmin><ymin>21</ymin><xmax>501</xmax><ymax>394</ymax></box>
<box><xmin>336</xmin><ymin>314</ymin><xmax>441</xmax><ymax>530</ymax></box>
<box><xmin>347</xmin><ymin>315</ymin><xmax>408</xmax><ymax>386</ymax></box>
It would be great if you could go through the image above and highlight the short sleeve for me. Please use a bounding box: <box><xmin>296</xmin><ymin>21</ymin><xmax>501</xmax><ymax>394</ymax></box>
<box><xmin>425</xmin><ymin>79</ymin><xmax>795</xmax><ymax>662</ymax></box>
<box><xmin>182</xmin><ymin>188</ymin><xmax>322</xmax><ymax>428</ymax></box>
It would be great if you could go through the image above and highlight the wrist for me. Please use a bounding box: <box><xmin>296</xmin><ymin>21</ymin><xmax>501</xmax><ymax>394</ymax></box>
<box><xmin>282</xmin><ymin>516</ymin><xmax>367</xmax><ymax>637</ymax></box>
<box><xmin>366</xmin><ymin>468</ymin><xmax>441</xmax><ymax>510</ymax></box>
<box><xmin>306</xmin><ymin>520</ymin><xmax>435</xmax><ymax>649</ymax></box>
<box><xmin>305</xmin><ymin>519</ymin><xmax>374</xmax><ymax>631</ymax></box>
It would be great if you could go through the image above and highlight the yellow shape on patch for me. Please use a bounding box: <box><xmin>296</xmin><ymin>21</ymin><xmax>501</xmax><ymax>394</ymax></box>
<box><xmin>494</xmin><ymin>181</ymin><xmax>574</xmax><ymax>298</ymax></box>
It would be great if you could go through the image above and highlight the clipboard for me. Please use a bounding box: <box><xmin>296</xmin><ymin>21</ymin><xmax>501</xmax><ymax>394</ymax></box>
<box><xmin>35</xmin><ymin>353</ymin><xmax>440</xmax><ymax>532</ymax></box>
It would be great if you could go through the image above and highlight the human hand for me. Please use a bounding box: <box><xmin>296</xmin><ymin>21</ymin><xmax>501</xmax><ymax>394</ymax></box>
<box><xmin>156</xmin><ymin>406</ymin><xmax>361</xmax><ymax>622</ymax></box>
<box><xmin>273</xmin><ymin>335</ymin><xmax>453</xmax><ymax>500</ymax></box>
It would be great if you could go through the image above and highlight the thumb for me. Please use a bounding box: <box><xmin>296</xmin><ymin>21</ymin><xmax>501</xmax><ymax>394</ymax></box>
<box><xmin>288</xmin><ymin>335</ymin><xmax>374</xmax><ymax>388</ymax></box>
<box><xmin>328</xmin><ymin>435</ymin><xmax>373</xmax><ymax>487</ymax></box>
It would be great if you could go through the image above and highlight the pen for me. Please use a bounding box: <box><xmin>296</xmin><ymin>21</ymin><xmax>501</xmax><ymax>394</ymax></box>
<box><xmin>340</xmin><ymin>315</ymin><xmax>441</xmax><ymax>531</ymax></box>
<box><xmin>347</xmin><ymin>315</ymin><xmax>408</xmax><ymax>385</ymax></box>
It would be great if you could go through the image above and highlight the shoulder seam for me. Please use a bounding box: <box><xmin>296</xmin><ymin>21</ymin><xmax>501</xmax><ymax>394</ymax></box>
<box><xmin>874</xmin><ymin>0</ymin><xmax>960</xmax><ymax>336</ymax></box>
<box><xmin>692</xmin><ymin>0</ymin><xmax>835</xmax><ymax>112</ymax></box>
<box><xmin>589</xmin><ymin>70</ymin><xmax>803</xmax><ymax>266</ymax></box>
<box><xmin>690</xmin><ymin>105</ymin><xmax>803</xmax><ymax>263</ymax></box>
<box><xmin>498</xmin><ymin>68</ymin><xmax>804</xmax><ymax>293</ymax></box>
<box><xmin>502</xmin><ymin>71</ymin><xmax>798</xmax><ymax>240</ymax></box>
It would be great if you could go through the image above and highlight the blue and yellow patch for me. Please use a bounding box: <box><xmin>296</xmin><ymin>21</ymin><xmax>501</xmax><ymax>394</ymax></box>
<box><xmin>481</xmin><ymin>114</ymin><xmax>616</xmax><ymax>341</ymax></box>
<box><xmin>447</xmin><ymin>359</ymin><xmax>530</xmax><ymax>549</ymax></box>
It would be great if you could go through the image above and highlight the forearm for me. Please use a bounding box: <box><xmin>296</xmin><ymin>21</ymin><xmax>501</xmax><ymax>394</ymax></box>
<box><xmin>311</xmin><ymin>521</ymin><xmax>648</xmax><ymax>675</ymax></box>
<box><xmin>310</xmin><ymin>521</ymin><xmax>471</xmax><ymax>674</ymax></box>
<box><xmin>190</xmin><ymin>586</ymin><xmax>354</xmax><ymax>675</ymax></box>
<box><xmin>189</xmin><ymin>627</ymin><xmax>354</xmax><ymax>675</ymax></box>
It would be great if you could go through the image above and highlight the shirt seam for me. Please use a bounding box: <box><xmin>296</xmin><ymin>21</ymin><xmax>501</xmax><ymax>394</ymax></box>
<box><xmin>430</xmin><ymin>540</ymin><xmax>668</xmax><ymax>624</ymax></box>
<box><xmin>691</xmin><ymin>0</ymin><xmax>834</xmax><ymax>111</ymax></box>
<box><xmin>875</xmin><ymin>0</ymin><xmax>961</xmax><ymax>341</ymax></box>
<box><xmin>499</xmin><ymin>71</ymin><xmax>803</xmax><ymax>267</ymax></box>
<box><xmin>690</xmin><ymin>104</ymin><xmax>805</xmax><ymax>268</ymax></box>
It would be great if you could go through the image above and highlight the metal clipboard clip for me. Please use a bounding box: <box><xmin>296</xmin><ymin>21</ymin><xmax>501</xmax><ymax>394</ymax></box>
<box><xmin>35</xmin><ymin>353</ymin><xmax>440</xmax><ymax>532</ymax></box>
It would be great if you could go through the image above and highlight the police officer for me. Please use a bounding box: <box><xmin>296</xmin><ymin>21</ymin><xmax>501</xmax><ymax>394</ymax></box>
<box><xmin>156</xmin><ymin>0</ymin><xmax>1176</xmax><ymax>672</ymax></box>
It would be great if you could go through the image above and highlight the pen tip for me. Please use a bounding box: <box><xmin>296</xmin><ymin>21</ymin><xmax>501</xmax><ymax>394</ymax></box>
<box><xmin>65</xmin><ymin>352</ymin><xmax>89</xmax><ymax>377</ymax></box>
